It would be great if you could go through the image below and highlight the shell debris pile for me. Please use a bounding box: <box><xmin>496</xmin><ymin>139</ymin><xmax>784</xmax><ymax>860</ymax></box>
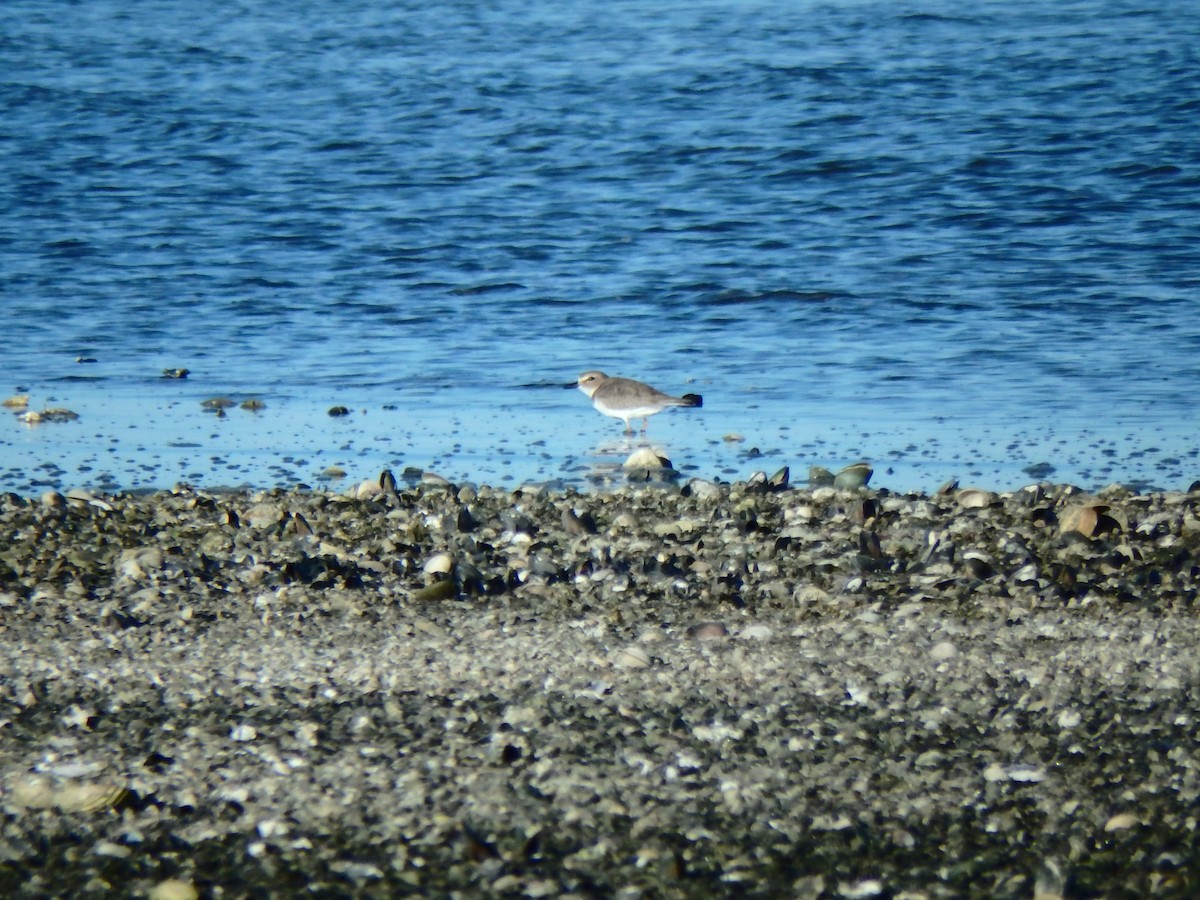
<box><xmin>1</xmin><ymin>477</ymin><xmax>1199</xmax><ymax>896</ymax></box>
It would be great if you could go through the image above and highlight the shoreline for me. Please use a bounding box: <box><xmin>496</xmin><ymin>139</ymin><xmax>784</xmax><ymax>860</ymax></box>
<box><xmin>2</xmin><ymin>479</ymin><xmax>1199</xmax><ymax>897</ymax></box>
<box><xmin>5</xmin><ymin>384</ymin><xmax>1199</xmax><ymax>500</ymax></box>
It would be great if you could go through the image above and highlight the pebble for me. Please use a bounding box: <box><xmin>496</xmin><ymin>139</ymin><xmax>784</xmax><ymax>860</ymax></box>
<box><xmin>929</xmin><ymin>640</ymin><xmax>958</xmax><ymax>661</ymax></box>
<box><xmin>687</xmin><ymin>622</ymin><xmax>728</xmax><ymax>640</ymax></box>
<box><xmin>148</xmin><ymin>881</ymin><xmax>199</xmax><ymax>900</ymax></box>
<box><xmin>230</xmin><ymin>724</ymin><xmax>258</xmax><ymax>742</ymax></box>
<box><xmin>624</xmin><ymin>447</ymin><xmax>670</xmax><ymax>471</ymax></box>
<box><xmin>1103</xmin><ymin>812</ymin><xmax>1140</xmax><ymax>832</ymax></box>
<box><xmin>423</xmin><ymin>552</ymin><xmax>454</xmax><ymax>576</ymax></box>
<box><xmin>738</xmin><ymin>624</ymin><xmax>773</xmax><ymax>641</ymax></box>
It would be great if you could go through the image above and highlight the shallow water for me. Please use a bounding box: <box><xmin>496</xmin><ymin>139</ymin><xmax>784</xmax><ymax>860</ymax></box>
<box><xmin>3</xmin><ymin>0</ymin><xmax>1199</xmax><ymax>494</ymax></box>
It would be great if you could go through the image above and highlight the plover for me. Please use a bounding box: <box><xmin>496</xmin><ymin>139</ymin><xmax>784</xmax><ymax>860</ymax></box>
<box><xmin>569</xmin><ymin>370</ymin><xmax>702</xmax><ymax>434</ymax></box>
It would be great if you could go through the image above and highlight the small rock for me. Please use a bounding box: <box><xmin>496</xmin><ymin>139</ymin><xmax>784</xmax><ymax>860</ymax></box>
<box><xmin>838</xmin><ymin>878</ymin><xmax>884</xmax><ymax>898</ymax></box>
<box><xmin>93</xmin><ymin>840</ymin><xmax>131</xmax><ymax>858</ymax></box>
<box><xmin>683</xmin><ymin>478</ymin><xmax>723</xmax><ymax>500</ymax></box>
<box><xmin>230</xmin><ymin>724</ymin><xmax>258</xmax><ymax>742</ymax></box>
<box><xmin>412</xmin><ymin>580</ymin><xmax>457</xmax><ymax>602</ymax></box>
<box><xmin>1056</xmin><ymin>708</ymin><xmax>1082</xmax><ymax>729</ymax></box>
<box><xmin>244</xmin><ymin>502</ymin><xmax>285</xmax><ymax>529</ymax></box>
<box><xmin>1103</xmin><ymin>812</ymin><xmax>1140</xmax><ymax>832</ymax></box>
<box><xmin>148</xmin><ymin>880</ymin><xmax>200</xmax><ymax>900</ymax></box>
<box><xmin>739</xmin><ymin>624</ymin><xmax>773</xmax><ymax>641</ymax></box>
<box><xmin>117</xmin><ymin>547</ymin><xmax>165</xmax><ymax>580</ymax></box>
<box><xmin>930</xmin><ymin>640</ymin><xmax>958</xmax><ymax>661</ymax></box>
<box><xmin>624</xmin><ymin>447</ymin><xmax>670</xmax><ymax>471</ymax></box>
<box><xmin>562</xmin><ymin>507</ymin><xmax>598</xmax><ymax>535</ymax></box>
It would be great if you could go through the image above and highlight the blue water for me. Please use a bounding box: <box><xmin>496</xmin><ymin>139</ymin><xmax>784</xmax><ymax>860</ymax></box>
<box><xmin>3</xmin><ymin>0</ymin><xmax>1199</xmax><ymax>493</ymax></box>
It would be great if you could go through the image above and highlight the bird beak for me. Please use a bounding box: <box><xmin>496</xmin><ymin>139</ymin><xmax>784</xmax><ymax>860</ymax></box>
<box><xmin>563</xmin><ymin>381</ymin><xmax>579</xmax><ymax>389</ymax></box>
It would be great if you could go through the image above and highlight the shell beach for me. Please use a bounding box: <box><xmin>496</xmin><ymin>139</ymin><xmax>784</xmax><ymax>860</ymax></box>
<box><xmin>1</xmin><ymin>477</ymin><xmax>1199</xmax><ymax>897</ymax></box>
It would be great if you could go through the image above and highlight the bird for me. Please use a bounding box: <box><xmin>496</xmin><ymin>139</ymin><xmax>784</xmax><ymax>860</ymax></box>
<box><xmin>569</xmin><ymin>370</ymin><xmax>702</xmax><ymax>434</ymax></box>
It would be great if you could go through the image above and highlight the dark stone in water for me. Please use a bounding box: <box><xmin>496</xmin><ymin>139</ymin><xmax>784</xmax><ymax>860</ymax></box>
<box><xmin>1023</xmin><ymin>461</ymin><xmax>1056</xmax><ymax>479</ymax></box>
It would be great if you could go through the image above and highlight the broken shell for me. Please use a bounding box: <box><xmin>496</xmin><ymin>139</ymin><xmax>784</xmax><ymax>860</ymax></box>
<box><xmin>11</xmin><ymin>778</ymin><xmax>131</xmax><ymax>813</ymax></box>
<box><xmin>956</xmin><ymin>488</ymin><xmax>996</xmax><ymax>509</ymax></box>
<box><xmin>935</xmin><ymin>478</ymin><xmax>960</xmax><ymax>496</ymax></box>
<box><xmin>2</xmin><ymin>394</ymin><xmax>30</xmax><ymax>409</ymax></box>
<box><xmin>615</xmin><ymin>645</ymin><xmax>652</xmax><ymax>668</ymax></box>
<box><xmin>833</xmin><ymin>462</ymin><xmax>872</xmax><ymax>489</ymax></box>
<box><xmin>748</xmin><ymin>467</ymin><xmax>790</xmax><ymax>494</ymax></box>
<box><xmin>117</xmin><ymin>546</ymin><xmax>165</xmax><ymax>580</ymax></box>
<box><xmin>20</xmin><ymin>408</ymin><xmax>75</xmax><ymax>424</ymax></box>
<box><xmin>412</xmin><ymin>580</ymin><xmax>457</xmax><ymax>602</ymax></box>
<box><xmin>201</xmin><ymin>397</ymin><xmax>235</xmax><ymax>410</ymax></box>
<box><xmin>851</xmin><ymin>497</ymin><xmax>880</xmax><ymax>523</ymax></box>
<box><xmin>1060</xmin><ymin>502</ymin><xmax>1126</xmax><ymax>539</ymax></box>
<box><xmin>423</xmin><ymin>552</ymin><xmax>454</xmax><ymax>576</ymax></box>
<box><xmin>1032</xmin><ymin>859</ymin><xmax>1067</xmax><ymax>900</ymax></box>
<box><xmin>65</xmin><ymin>488</ymin><xmax>113</xmax><ymax>511</ymax></box>
<box><xmin>808</xmin><ymin>466</ymin><xmax>835</xmax><ymax>487</ymax></box>
<box><xmin>8</xmin><ymin>776</ymin><xmax>57</xmax><ymax>809</ymax></box>
<box><xmin>61</xmin><ymin>783</ymin><xmax>130</xmax><ymax>812</ymax></box>
<box><xmin>961</xmin><ymin>551</ymin><xmax>995</xmax><ymax>579</ymax></box>
<box><xmin>562</xmin><ymin>507</ymin><xmax>598</xmax><ymax>535</ymax></box>
<box><xmin>354</xmin><ymin>479</ymin><xmax>383</xmax><ymax>499</ymax></box>
<box><xmin>240</xmin><ymin>398</ymin><xmax>266</xmax><ymax>411</ymax></box>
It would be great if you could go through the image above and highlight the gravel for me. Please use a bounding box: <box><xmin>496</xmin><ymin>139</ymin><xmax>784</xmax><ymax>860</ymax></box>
<box><xmin>1</xmin><ymin>478</ymin><xmax>1198</xmax><ymax>897</ymax></box>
